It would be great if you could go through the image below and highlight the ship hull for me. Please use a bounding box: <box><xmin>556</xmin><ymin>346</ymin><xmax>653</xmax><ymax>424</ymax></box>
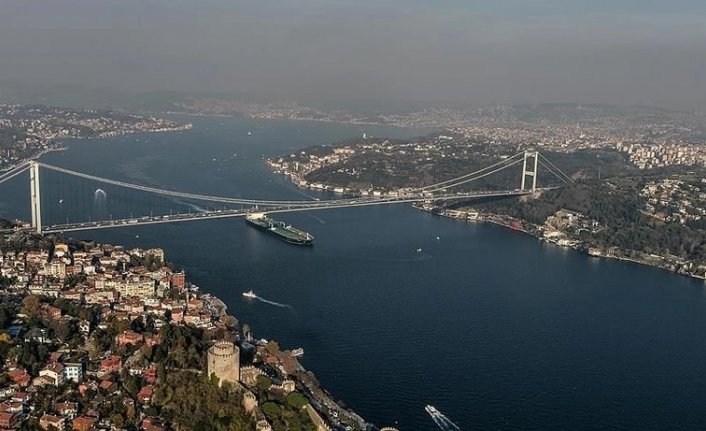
<box><xmin>245</xmin><ymin>217</ymin><xmax>314</xmax><ymax>246</ymax></box>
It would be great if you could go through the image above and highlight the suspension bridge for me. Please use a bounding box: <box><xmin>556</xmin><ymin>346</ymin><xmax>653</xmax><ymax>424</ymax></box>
<box><xmin>0</xmin><ymin>150</ymin><xmax>571</xmax><ymax>234</ymax></box>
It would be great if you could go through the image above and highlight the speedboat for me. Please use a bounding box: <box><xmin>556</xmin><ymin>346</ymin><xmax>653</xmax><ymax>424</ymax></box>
<box><xmin>242</xmin><ymin>290</ymin><xmax>256</xmax><ymax>298</ymax></box>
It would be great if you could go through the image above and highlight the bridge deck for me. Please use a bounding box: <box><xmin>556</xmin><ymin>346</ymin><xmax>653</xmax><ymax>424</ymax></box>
<box><xmin>40</xmin><ymin>188</ymin><xmax>555</xmax><ymax>233</ymax></box>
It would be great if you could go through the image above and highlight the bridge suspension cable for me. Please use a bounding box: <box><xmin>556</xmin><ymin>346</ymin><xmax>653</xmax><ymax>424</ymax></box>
<box><xmin>538</xmin><ymin>153</ymin><xmax>573</xmax><ymax>183</ymax></box>
<box><xmin>422</xmin><ymin>158</ymin><xmax>525</xmax><ymax>193</ymax></box>
<box><xmin>537</xmin><ymin>160</ymin><xmax>568</xmax><ymax>184</ymax></box>
<box><xmin>0</xmin><ymin>162</ymin><xmax>30</xmax><ymax>186</ymax></box>
<box><xmin>37</xmin><ymin>162</ymin><xmax>367</xmax><ymax>208</ymax></box>
<box><xmin>412</xmin><ymin>151</ymin><xmax>526</xmax><ymax>193</ymax></box>
<box><xmin>25</xmin><ymin>149</ymin><xmax>569</xmax><ymax>229</ymax></box>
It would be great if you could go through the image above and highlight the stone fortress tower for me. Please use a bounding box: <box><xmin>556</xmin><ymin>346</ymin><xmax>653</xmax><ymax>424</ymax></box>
<box><xmin>207</xmin><ymin>340</ymin><xmax>240</xmax><ymax>386</ymax></box>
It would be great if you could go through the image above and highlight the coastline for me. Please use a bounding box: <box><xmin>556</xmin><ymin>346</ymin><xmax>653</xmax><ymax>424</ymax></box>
<box><xmin>268</xmin><ymin>159</ymin><xmax>706</xmax><ymax>284</ymax></box>
<box><xmin>424</xmin><ymin>206</ymin><xmax>706</xmax><ymax>283</ymax></box>
<box><xmin>0</xmin><ymin>145</ymin><xmax>67</xmax><ymax>172</ymax></box>
<box><xmin>160</xmin><ymin>109</ymin><xmax>428</xmax><ymax>130</ymax></box>
<box><xmin>199</xmin><ymin>282</ymin><xmax>372</xmax><ymax>430</ymax></box>
<box><xmin>0</xmin><ymin>228</ymin><xmax>376</xmax><ymax>430</ymax></box>
<box><xmin>0</xmin><ymin>123</ymin><xmax>192</xmax><ymax>173</ymax></box>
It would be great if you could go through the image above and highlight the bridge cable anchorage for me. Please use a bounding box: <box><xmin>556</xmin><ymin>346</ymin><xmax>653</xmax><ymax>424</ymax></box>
<box><xmin>412</xmin><ymin>151</ymin><xmax>526</xmax><ymax>193</ymax></box>
<box><xmin>0</xmin><ymin>162</ymin><xmax>30</xmax><ymax>185</ymax></box>
<box><xmin>538</xmin><ymin>153</ymin><xmax>573</xmax><ymax>183</ymax></box>
<box><xmin>422</xmin><ymin>158</ymin><xmax>524</xmax><ymax>193</ymax></box>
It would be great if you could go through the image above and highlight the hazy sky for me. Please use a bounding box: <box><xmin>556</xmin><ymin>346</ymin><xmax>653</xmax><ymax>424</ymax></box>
<box><xmin>1</xmin><ymin>0</ymin><xmax>705</xmax><ymax>107</ymax></box>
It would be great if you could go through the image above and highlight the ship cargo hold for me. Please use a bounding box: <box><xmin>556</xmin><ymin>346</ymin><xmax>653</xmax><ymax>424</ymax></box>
<box><xmin>245</xmin><ymin>214</ymin><xmax>314</xmax><ymax>246</ymax></box>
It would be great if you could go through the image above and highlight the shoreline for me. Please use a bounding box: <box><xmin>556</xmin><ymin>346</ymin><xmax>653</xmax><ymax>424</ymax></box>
<box><xmin>0</xmin><ymin>229</ymin><xmax>375</xmax><ymax>430</ymax></box>
<box><xmin>0</xmin><ymin>123</ymin><xmax>192</xmax><ymax>173</ymax></box>
<box><xmin>159</xmin><ymin>109</ymin><xmax>430</xmax><ymax>130</ymax></box>
<box><xmin>267</xmin><ymin>162</ymin><xmax>706</xmax><ymax>284</ymax></box>
<box><xmin>0</xmin><ymin>145</ymin><xmax>68</xmax><ymax>173</ymax></box>
<box><xmin>425</xmin><ymin>206</ymin><xmax>706</xmax><ymax>283</ymax></box>
<box><xmin>200</xmin><ymin>288</ymin><xmax>371</xmax><ymax>429</ymax></box>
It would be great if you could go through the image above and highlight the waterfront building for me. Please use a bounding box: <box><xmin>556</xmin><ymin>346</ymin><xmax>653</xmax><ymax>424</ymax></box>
<box><xmin>207</xmin><ymin>340</ymin><xmax>240</xmax><ymax>386</ymax></box>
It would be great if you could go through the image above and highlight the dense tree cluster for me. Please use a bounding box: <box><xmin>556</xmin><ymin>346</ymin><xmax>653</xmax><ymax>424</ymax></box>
<box><xmin>153</xmin><ymin>372</ymin><xmax>253</xmax><ymax>431</ymax></box>
<box><xmin>150</xmin><ymin>324</ymin><xmax>206</xmax><ymax>369</ymax></box>
<box><xmin>252</xmin><ymin>375</ymin><xmax>316</xmax><ymax>431</ymax></box>
<box><xmin>478</xmin><ymin>180</ymin><xmax>706</xmax><ymax>262</ymax></box>
<box><xmin>295</xmin><ymin>132</ymin><xmax>635</xmax><ymax>193</ymax></box>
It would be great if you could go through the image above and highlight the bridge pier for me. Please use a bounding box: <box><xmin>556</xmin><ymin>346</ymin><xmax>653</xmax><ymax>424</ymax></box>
<box><xmin>29</xmin><ymin>162</ymin><xmax>42</xmax><ymax>233</ymax></box>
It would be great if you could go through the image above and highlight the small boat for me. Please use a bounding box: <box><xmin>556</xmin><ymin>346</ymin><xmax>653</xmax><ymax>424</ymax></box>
<box><xmin>425</xmin><ymin>405</ymin><xmax>459</xmax><ymax>430</ymax></box>
<box><xmin>417</xmin><ymin>248</ymin><xmax>423</xmax><ymax>253</ymax></box>
<box><xmin>242</xmin><ymin>290</ymin><xmax>256</xmax><ymax>298</ymax></box>
<box><xmin>291</xmin><ymin>348</ymin><xmax>304</xmax><ymax>357</ymax></box>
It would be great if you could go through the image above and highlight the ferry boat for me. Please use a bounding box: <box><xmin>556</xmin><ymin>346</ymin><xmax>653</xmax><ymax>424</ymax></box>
<box><xmin>245</xmin><ymin>214</ymin><xmax>314</xmax><ymax>246</ymax></box>
<box><xmin>242</xmin><ymin>290</ymin><xmax>257</xmax><ymax>298</ymax></box>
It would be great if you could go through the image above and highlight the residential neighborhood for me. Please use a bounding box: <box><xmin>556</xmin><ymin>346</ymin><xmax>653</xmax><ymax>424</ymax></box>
<box><xmin>0</xmin><ymin>234</ymin><xmax>377</xmax><ymax>431</ymax></box>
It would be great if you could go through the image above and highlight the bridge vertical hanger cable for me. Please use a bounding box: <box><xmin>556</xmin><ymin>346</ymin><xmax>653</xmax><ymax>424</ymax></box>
<box><xmin>23</xmin><ymin>152</ymin><xmax>570</xmax><ymax>233</ymax></box>
<box><xmin>38</xmin><ymin>162</ymin><xmax>360</xmax><ymax>207</ymax></box>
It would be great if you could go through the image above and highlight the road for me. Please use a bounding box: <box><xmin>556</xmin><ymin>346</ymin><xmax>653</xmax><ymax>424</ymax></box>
<box><xmin>38</xmin><ymin>188</ymin><xmax>555</xmax><ymax>233</ymax></box>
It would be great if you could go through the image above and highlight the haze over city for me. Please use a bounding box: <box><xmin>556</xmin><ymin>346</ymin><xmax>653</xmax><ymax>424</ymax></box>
<box><xmin>1</xmin><ymin>0</ymin><xmax>706</xmax><ymax>108</ymax></box>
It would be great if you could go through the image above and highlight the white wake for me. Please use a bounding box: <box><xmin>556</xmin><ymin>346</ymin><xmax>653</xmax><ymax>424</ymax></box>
<box><xmin>426</xmin><ymin>406</ymin><xmax>460</xmax><ymax>431</ymax></box>
<box><xmin>247</xmin><ymin>294</ymin><xmax>291</xmax><ymax>309</ymax></box>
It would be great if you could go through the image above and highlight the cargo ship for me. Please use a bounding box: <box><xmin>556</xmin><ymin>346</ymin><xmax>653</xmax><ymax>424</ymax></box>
<box><xmin>245</xmin><ymin>214</ymin><xmax>314</xmax><ymax>246</ymax></box>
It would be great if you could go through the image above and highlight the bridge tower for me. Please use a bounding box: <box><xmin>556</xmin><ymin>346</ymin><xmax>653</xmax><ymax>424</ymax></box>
<box><xmin>521</xmin><ymin>150</ymin><xmax>539</xmax><ymax>192</ymax></box>
<box><xmin>29</xmin><ymin>161</ymin><xmax>42</xmax><ymax>233</ymax></box>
